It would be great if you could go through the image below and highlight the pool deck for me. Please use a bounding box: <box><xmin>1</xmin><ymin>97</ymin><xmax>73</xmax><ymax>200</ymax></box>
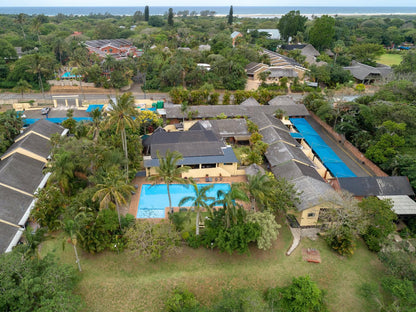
<box><xmin>128</xmin><ymin>175</ymin><xmax>248</xmax><ymax>220</ymax></box>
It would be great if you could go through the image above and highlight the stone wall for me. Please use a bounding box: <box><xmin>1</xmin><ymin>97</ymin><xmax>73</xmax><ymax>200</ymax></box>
<box><xmin>309</xmin><ymin>111</ymin><xmax>388</xmax><ymax>177</ymax></box>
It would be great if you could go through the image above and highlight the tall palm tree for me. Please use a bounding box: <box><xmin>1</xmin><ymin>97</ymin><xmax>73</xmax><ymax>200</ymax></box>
<box><xmin>15</xmin><ymin>13</ymin><xmax>26</xmax><ymax>40</ymax></box>
<box><xmin>29</xmin><ymin>53</ymin><xmax>48</xmax><ymax>98</ymax></box>
<box><xmin>148</xmin><ymin>150</ymin><xmax>190</xmax><ymax>213</ymax></box>
<box><xmin>60</xmin><ymin>215</ymin><xmax>84</xmax><ymax>272</ymax></box>
<box><xmin>214</xmin><ymin>184</ymin><xmax>249</xmax><ymax>229</ymax></box>
<box><xmin>244</xmin><ymin>172</ymin><xmax>275</xmax><ymax>211</ymax></box>
<box><xmin>105</xmin><ymin>92</ymin><xmax>137</xmax><ymax>180</ymax></box>
<box><xmin>69</xmin><ymin>46</ymin><xmax>88</xmax><ymax>100</ymax></box>
<box><xmin>32</xmin><ymin>15</ymin><xmax>43</xmax><ymax>44</ymax></box>
<box><xmin>88</xmin><ymin>108</ymin><xmax>103</xmax><ymax>143</ymax></box>
<box><xmin>92</xmin><ymin>167</ymin><xmax>135</xmax><ymax>229</ymax></box>
<box><xmin>179</xmin><ymin>182</ymin><xmax>214</xmax><ymax>235</ymax></box>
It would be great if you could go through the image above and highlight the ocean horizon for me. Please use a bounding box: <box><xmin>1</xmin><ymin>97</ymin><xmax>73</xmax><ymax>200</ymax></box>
<box><xmin>1</xmin><ymin>6</ymin><xmax>416</xmax><ymax>16</ymax></box>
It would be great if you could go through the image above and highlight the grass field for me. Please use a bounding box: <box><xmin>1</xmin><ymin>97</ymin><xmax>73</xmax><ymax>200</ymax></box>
<box><xmin>376</xmin><ymin>53</ymin><xmax>403</xmax><ymax>66</ymax></box>
<box><xmin>41</xmin><ymin>223</ymin><xmax>385</xmax><ymax>312</ymax></box>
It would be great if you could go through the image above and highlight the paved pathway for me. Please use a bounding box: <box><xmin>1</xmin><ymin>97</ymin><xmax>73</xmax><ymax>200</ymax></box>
<box><xmin>286</xmin><ymin>226</ymin><xmax>301</xmax><ymax>256</ymax></box>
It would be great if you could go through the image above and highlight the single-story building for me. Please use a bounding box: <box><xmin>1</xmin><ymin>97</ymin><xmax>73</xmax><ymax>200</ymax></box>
<box><xmin>343</xmin><ymin>61</ymin><xmax>392</xmax><ymax>84</ymax></box>
<box><xmin>143</xmin><ymin>122</ymin><xmax>241</xmax><ymax>178</ymax></box>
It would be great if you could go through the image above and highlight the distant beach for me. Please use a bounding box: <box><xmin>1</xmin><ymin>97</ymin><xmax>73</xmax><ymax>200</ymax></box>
<box><xmin>1</xmin><ymin>6</ymin><xmax>416</xmax><ymax>17</ymax></box>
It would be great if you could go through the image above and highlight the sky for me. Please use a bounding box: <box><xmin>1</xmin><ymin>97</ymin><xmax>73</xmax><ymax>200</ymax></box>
<box><xmin>1</xmin><ymin>0</ymin><xmax>415</xmax><ymax>6</ymax></box>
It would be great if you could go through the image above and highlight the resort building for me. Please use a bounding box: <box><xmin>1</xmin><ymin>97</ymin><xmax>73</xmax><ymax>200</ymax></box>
<box><xmin>0</xmin><ymin>120</ymin><xmax>66</xmax><ymax>254</ymax></box>
<box><xmin>280</xmin><ymin>44</ymin><xmax>326</xmax><ymax>66</ymax></box>
<box><xmin>343</xmin><ymin>61</ymin><xmax>392</xmax><ymax>84</ymax></box>
<box><xmin>143</xmin><ymin>122</ymin><xmax>242</xmax><ymax>178</ymax></box>
<box><xmin>332</xmin><ymin>176</ymin><xmax>416</xmax><ymax>216</ymax></box>
<box><xmin>85</xmin><ymin>39</ymin><xmax>142</xmax><ymax>60</ymax></box>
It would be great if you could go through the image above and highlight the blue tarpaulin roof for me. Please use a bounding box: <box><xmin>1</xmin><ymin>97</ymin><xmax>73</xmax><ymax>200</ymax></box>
<box><xmin>290</xmin><ymin>118</ymin><xmax>356</xmax><ymax>178</ymax></box>
<box><xmin>86</xmin><ymin>104</ymin><xmax>104</xmax><ymax>112</ymax></box>
<box><xmin>290</xmin><ymin>132</ymin><xmax>303</xmax><ymax>139</ymax></box>
<box><xmin>23</xmin><ymin>117</ymin><xmax>93</xmax><ymax>126</ymax></box>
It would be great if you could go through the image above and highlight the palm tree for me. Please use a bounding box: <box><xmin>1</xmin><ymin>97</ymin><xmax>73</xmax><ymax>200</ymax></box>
<box><xmin>179</xmin><ymin>182</ymin><xmax>214</xmax><ymax>235</ymax></box>
<box><xmin>244</xmin><ymin>172</ymin><xmax>275</xmax><ymax>211</ymax></box>
<box><xmin>88</xmin><ymin>108</ymin><xmax>103</xmax><ymax>143</ymax></box>
<box><xmin>148</xmin><ymin>150</ymin><xmax>190</xmax><ymax>213</ymax></box>
<box><xmin>69</xmin><ymin>46</ymin><xmax>88</xmax><ymax>100</ymax></box>
<box><xmin>92</xmin><ymin>167</ymin><xmax>135</xmax><ymax>229</ymax></box>
<box><xmin>32</xmin><ymin>15</ymin><xmax>43</xmax><ymax>44</ymax></box>
<box><xmin>60</xmin><ymin>215</ymin><xmax>84</xmax><ymax>272</ymax></box>
<box><xmin>214</xmin><ymin>184</ymin><xmax>249</xmax><ymax>229</ymax></box>
<box><xmin>29</xmin><ymin>53</ymin><xmax>48</xmax><ymax>98</ymax></box>
<box><xmin>46</xmin><ymin>151</ymin><xmax>76</xmax><ymax>195</ymax></box>
<box><xmin>15</xmin><ymin>13</ymin><xmax>26</xmax><ymax>40</ymax></box>
<box><xmin>22</xmin><ymin>226</ymin><xmax>46</xmax><ymax>259</ymax></box>
<box><xmin>105</xmin><ymin>92</ymin><xmax>137</xmax><ymax>180</ymax></box>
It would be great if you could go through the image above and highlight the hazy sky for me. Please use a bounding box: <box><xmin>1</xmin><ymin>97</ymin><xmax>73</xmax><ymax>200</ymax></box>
<box><xmin>1</xmin><ymin>0</ymin><xmax>415</xmax><ymax>6</ymax></box>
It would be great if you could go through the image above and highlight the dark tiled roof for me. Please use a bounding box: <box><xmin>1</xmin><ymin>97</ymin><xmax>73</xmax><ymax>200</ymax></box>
<box><xmin>260</xmin><ymin>127</ymin><xmax>298</xmax><ymax>146</ymax></box>
<box><xmin>291</xmin><ymin>176</ymin><xmax>335</xmax><ymax>211</ymax></box>
<box><xmin>144</xmin><ymin>146</ymin><xmax>237</xmax><ymax>167</ymax></box>
<box><xmin>272</xmin><ymin>160</ymin><xmax>323</xmax><ymax>183</ymax></box>
<box><xmin>2</xmin><ymin>133</ymin><xmax>51</xmax><ymax>161</ymax></box>
<box><xmin>245</xmin><ymin>63</ymin><xmax>267</xmax><ymax>75</ymax></box>
<box><xmin>0</xmin><ymin>186</ymin><xmax>33</xmax><ymax>225</ymax></box>
<box><xmin>343</xmin><ymin>61</ymin><xmax>392</xmax><ymax>81</ymax></box>
<box><xmin>198</xmin><ymin>119</ymin><xmax>250</xmax><ymax>138</ymax></box>
<box><xmin>85</xmin><ymin>39</ymin><xmax>133</xmax><ymax>48</ymax></box>
<box><xmin>338</xmin><ymin>176</ymin><xmax>415</xmax><ymax>196</ymax></box>
<box><xmin>146</xmin><ymin>125</ymin><xmax>225</xmax><ymax>158</ymax></box>
<box><xmin>281</xmin><ymin>44</ymin><xmax>307</xmax><ymax>51</ymax></box>
<box><xmin>0</xmin><ymin>154</ymin><xmax>45</xmax><ymax>195</ymax></box>
<box><xmin>16</xmin><ymin>119</ymin><xmax>64</xmax><ymax>141</ymax></box>
<box><xmin>265</xmin><ymin>141</ymin><xmax>313</xmax><ymax>167</ymax></box>
<box><xmin>240</xmin><ymin>97</ymin><xmax>260</xmax><ymax>106</ymax></box>
<box><xmin>0</xmin><ymin>223</ymin><xmax>20</xmax><ymax>254</ymax></box>
<box><xmin>268</xmin><ymin>68</ymin><xmax>298</xmax><ymax>78</ymax></box>
<box><xmin>268</xmin><ymin>95</ymin><xmax>298</xmax><ymax>106</ymax></box>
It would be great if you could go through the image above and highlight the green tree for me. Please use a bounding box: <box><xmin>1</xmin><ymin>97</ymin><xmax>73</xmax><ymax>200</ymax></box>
<box><xmin>179</xmin><ymin>183</ymin><xmax>214</xmax><ymax>235</ymax></box>
<box><xmin>125</xmin><ymin>220</ymin><xmax>181</xmax><ymax>261</ymax></box>
<box><xmin>88</xmin><ymin>108</ymin><xmax>103</xmax><ymax>143</ymax></box>
<box><xmin>165</xmin><ymin>288</ymin><xmax>200</xmax><ymax>312</ymax></box>
<box><xmin>0</xmin><ymin>250</ymin><xmax>82</xmax><ymax>311</ymax></box>
<box><xmin>228</xmin><ymin>6</ymin><xmax>233</xmax><ymax>25</ymax></box>
<box><xmin>145</xmin><ymin>5</ymin><xmax>149</xmax><ymax>21</ymax></box>
<box><xmin>15</xmin><ymin>13</ymin><xmax>27</xmax><ymax>40</ymax></box>
<box><xmin>309</xmin><ymin>15</ymin><xmax>335</xmax><ymax>51</ymax></box>
<box><xmin>46</xmin><ymin>150</ymin><xmax>76</xmax><ymax>195</ymax></box>
<box><xmin>246</xmin><ymin>211</ymin><xmax>281</xmax><ymax>250</ymax></box>
<box><xmin>92</xmin><ymin>167</ymin><xmax>135</xmax><ymax>229</ymax></box>
<box><xmin>0</xmin><ymin>109</ymin><xmax>23</xmax><ymax>153</ymax></box>
<box><xmin>359</xmin><ymin>197</ymin><xmax>397</xmax><ymax>252</ymax></box>
<box><xmin>278</xmin><ymin>10</ymin><xmax>307</xmax><ymax>42</ymax></box>
<box><xmin>213</xmin><ymin>288</ymin><xmax>267</xmax><ymax>312</ymax></box>
<box><xmin>32</xmin><ymin>15</ymin><xmax>44</xmax><ymax>43</ymax></box>
<box><xmin>105</xmin><ymin>92</ymin><xmax>137</xmax><ymax>180</ymax></box>
<box><xmin>394</xmin><ymin>51</ymin><xmax>416</xmax><ymax>75</ymax></box>
<box><xmin>60</xmin><ymin>215</ymin><xmax>84</xmax><ymax>272</ymax></box>
<box><xmin>148</xmin><ymin>150</ymin><xmax>190</xmax><ymax>213</ymax></box>
<box><xmin>349</xmin><ymin>43</ymin><xmax>385</xmax><ymax>66</ymax></box>
<box><xmin>266</xmin><ymin>276</ymin><xmax>327</xmax><ymax>312</ymax></box>
<box><xmin>168</xmin><ymin>8</ymin><xmax>174</xmax><ymax>27</ymax></box>
<box><xmin>214</xmin><ymin>184</ymin><xmax>249</xmax><ymax>229</ymax></box>
<box><xmin>0</xmin><ymin>39</ymin><xmax>17</xmax><ymax>60</ymax></box>
<box><xmin>244</xmin><ymin>172</ymin><xmax>275</xmax><ymax>210</ymax></box>
<box><xmin>13</xmin><ymin>79</ymin><xmax>32</xmax><ymax>98</ymax></box>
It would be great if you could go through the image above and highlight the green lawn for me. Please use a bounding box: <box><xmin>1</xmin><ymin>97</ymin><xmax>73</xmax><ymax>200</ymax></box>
<box><xmin>376</xmin><ymin>53</ymin><xmax>403</xmax><ymax>66</ymax></box>
<box><xmin>41</xmin><ymin>223</ymin><xmax>385</xmax><ymax>312</ymax></box>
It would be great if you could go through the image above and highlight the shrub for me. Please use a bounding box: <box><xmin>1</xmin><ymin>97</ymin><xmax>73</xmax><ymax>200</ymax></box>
<box><xmin>125</xmin><ymin>220</ymin><xmax>181</xmax><ymax>261</ymax></box>
<box><xmin>266</xmin><ymin>276</ymin><xmax>327</xmax><ymax>312</ymax></box>
<box><xmin>325</xmin><ymin>226</ymin><xmax>356</xmax><ymax>256</ymax></box>
<box><xmin>165</xmin><ymin>288</ymin><xmax>200</xmax><ymax>312</ymax></box>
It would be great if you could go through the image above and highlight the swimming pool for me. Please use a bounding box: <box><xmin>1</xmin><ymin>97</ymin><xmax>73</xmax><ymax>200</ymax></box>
<box><xmin>137</xmin><ymin>183</ymin><xmax>230</xmax><ymax>218</ymax></box>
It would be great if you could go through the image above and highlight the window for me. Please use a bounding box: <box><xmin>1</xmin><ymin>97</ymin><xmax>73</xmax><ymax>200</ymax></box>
<box><xmin>201</xmin><ymin>163</ymin><xmax>216</xmax><ymax>169</ymax></box>
<box><xmin>307</xmin><ymin>212</ymin><xmax>316</xmax><ymax>218</ymax></box>
<box><xmin>109</xmin><ymin>49</ymin><xmax>113</xmax><ymax>52</ymax></box>
<box><xmin>223</xmin><ymin>163</ymin><xmax>233</xmax><ymax>166</ymax></box>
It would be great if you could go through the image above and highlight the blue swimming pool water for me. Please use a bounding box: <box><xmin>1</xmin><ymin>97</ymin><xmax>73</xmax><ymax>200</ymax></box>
<box><xmin>137</xmin><ymin>183</ymin><xmax>230</xmax><ymax>218</ymax></box>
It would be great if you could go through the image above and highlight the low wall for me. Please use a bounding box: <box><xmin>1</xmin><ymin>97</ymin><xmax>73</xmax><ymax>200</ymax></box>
<box><xmin>309</xmin><ymin>111</ymin><xmax>388</xmax><ymax>177</ymax></box>
<box><xmin>47</xmin><ymin>80</ymin><xmax>95</xmax><ymax>87</ymax></box>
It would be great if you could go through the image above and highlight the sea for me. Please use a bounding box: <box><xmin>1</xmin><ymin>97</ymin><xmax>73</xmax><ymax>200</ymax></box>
<box><xmin>1</xmin><ymin>6</ymin><xmax>416</xmax><ymax>17</ymax></box>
